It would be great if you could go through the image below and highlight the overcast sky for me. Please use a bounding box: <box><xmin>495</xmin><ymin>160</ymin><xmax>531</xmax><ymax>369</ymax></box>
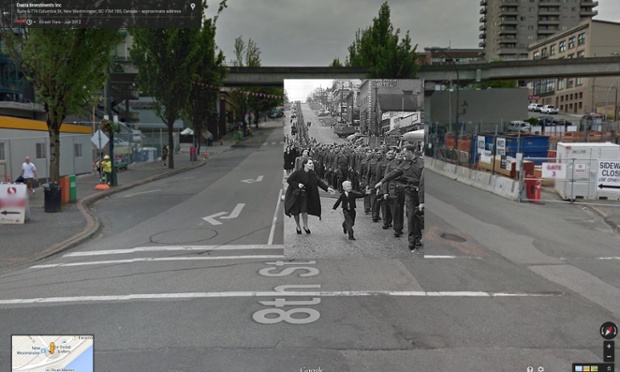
<box><xmin>206</xmin><ymin>0</ymin><xmax>620</xmax><ymax>66</ymax></box>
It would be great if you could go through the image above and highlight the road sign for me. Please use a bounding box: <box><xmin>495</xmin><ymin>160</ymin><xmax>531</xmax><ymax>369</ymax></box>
<box><xmin>90</xmin><ymin>129</ymin><xmax>109</xmax><ymax>150</ymax></box>
<box><xmin>541</xmin><ymin>162</ymin><xmax>567</xmax><ymax>179</ymax></box>
<box><xmin>496</xmin><ymin>138</ymin><xmax>506</xmax><ymax>156</ymax></box>
<box><xmin>597</xmin><ymin>161</ymin><xmax>620</xmax><ymax>192</ymax></box>
<box><xmin>573</xmin><ymin>162</ymin><xmax>588</xmax><ymax>179</ymax></box>
<box><xmin>0</xmin><ymin>183</ymin><xmax>28</xmax><ymax>224</ymax></box>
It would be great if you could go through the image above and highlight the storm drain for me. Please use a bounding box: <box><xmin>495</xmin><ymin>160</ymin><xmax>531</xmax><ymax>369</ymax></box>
<box><xmin>440</xmin><ymin>233</ymin><xmax>467</xmax><ymax>242</ymax></box>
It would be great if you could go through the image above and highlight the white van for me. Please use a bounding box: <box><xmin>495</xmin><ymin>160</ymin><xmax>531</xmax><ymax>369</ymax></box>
<box><xmin>508</xmin><ymin>121</ymin><xmax>531</xmax><ymax>133</ymax></box>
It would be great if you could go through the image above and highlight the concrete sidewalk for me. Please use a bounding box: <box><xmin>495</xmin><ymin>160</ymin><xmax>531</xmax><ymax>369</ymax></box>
<box><xmin>0</xmin><ymin>122</ymin><xmax>277</xmax><ymax>269</ymax></box>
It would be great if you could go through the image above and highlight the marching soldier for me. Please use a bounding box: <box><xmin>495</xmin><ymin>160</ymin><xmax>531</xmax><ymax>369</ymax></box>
<box><xmin>375</xmin><ymin>145</ymin><xmax>424</xmax><ymax>251</ymax></box>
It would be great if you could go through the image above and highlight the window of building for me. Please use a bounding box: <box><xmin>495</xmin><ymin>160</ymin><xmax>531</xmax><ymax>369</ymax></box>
<box><xmin>533</xmin><ymin>51</ymin><xmax>540</xmax><ymax>59</ymax></box>
<box><xmin>0</xmin><ymin>142</ymin><xmax>4</xmax><ymax>160</ymax></box>
<box><xmin>550</xmin><ymin>44</ymin><xmax>556</xmax><ymax>55</ymax></box>
<box><xmin>577</xmin><ymin>32</ymin><xmax>585</xmax><ymax>46</ymax></box>
<box><xmin>528</xmin><ymin>25</ymin><xmax>534</xmax><ymax>30</ymax></box>
<box><xmin>74</xmin><ymin>143</ymin><xmax>82</xmax><ymax>157</ymax></box>
<box><xmin>579</xmin><ymin>102</ymin><xmax>583</xmax><ymax>110</ymax></box>
<box><xmin>559</xmin><ymin>40</ymin><xmax>566</xmax><ymax>52</ymax></box>
<box><xmin>567</xmin><ymin>53</ymin><xmax>574</xmax><ymax>58</ymax></box>
<box><xmin>576</xmin><ymin>77</ymin><xmax>583</xmax><ymax>86</ymax></box>
<box><xmin>568</xmin><ymin>37</ymin><xmax>575</xmax><ymax>49</ymax></box>
<box><xmin>577</xmin><ymin>50</ymin><xmax>585</xmax><ymax>58</ymax></box>
<box><xmin>579</xmin><ymin>92</ymin><xmax>583</xmax><ymax>99</ymax></box>
<box><xmin>541</xmin><ymin>48</ymin><xmax>548</xmax><ymax>58</ymax></box>
<box><xmin>36</xmin><ymin>143</ymin><xmax>46</xmax><ymax>159</ymax></box>
<box><xmin>570</xmin><ymin>93</ymin><xmax>574</xmax><ymax>100</ymax></box>
<box><xmin>560</xmin><ymin>96</ymin><xmax>564</xmax><ymax>102</ymax></box>
<box><xmin>558</xmin><ymin>78</ymin><xmax>565</xmax><ymax>90</ymax></box>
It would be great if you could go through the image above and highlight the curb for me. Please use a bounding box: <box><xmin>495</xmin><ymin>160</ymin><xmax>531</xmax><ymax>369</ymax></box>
<box><xmin>21</xmin><ymin>160</ymin><xmax>210</xmax><ymax>267</ymax></box>
<box><xmin>588</xmin><ymin>205</ymin><xmax>620</xmax><ymax>234</ymax></box>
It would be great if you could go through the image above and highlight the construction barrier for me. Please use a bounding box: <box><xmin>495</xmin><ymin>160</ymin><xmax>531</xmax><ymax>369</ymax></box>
<box><xmin>428</xmin><ymin>158</ymin><xmax>520</xmax><ymax>201</ymax></box>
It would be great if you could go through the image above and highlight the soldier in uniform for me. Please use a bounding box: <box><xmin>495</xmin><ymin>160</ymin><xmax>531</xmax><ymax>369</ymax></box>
<box><xmin>378</xmin><ymin>148</ymin><xmax>396</xmax><ymax>230</ymax></box>
<box><xmin>367</xmin><ymin>150</ymin><xmax>382</xmax><ymax>223</ymax></box>
<box><xmin>357</xmin><ymin>148</ymin><xmax>373</xmax><ymax>214</ymax></box>
<box><xmin>375</xmin><ymin>145</ymin><xmax>424</xmax><ymax>251</ymax></box>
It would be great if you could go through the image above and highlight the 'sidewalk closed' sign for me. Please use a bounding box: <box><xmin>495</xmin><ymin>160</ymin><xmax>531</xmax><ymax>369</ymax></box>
<box><xmin>597</xmin><ymin>161</ymin><xmax>620</xmax><ymax>192</ymax></box>
<box><xmin>0</xmin><ymin>183</ymin><xmax>30</xmax><ymax>224</ymax></box>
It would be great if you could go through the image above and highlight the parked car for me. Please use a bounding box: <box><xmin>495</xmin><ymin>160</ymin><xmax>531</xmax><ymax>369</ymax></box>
<box><xmin>537</xmin><ymin>116</ymin><xmax>556</xmax><ymax>126</ymax></box>
<box><xmin>541</xmin><ymin>105</ymin><xmax>559</xmax><ymax>114</ymax></box>
<box><xmin>508</xmin><ymin>121</ymin><xmax>531</xmax><ymax>133</ymax></box>
<box><xmin>532</xmin><ymin>104</ymin><xmax>544</xmax><ymax>112</ymax></box>
<box><xmin>528</xmin><ymin>103</ymin><xmax>540</xmax><ymax>111</ymax></box>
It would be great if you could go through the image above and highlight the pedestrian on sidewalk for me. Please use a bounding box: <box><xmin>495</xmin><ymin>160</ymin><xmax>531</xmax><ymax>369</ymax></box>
<box><xmin>100</xmin><ymin>155</ymin><xmax>112</xmax><ymax>185</ymax></box>
<box><xmin>284</xmin><ymin>159</ymin><xmax>335</xmax><ymax>235</ymax></box>
<box><xmin>161</xmin><ymin>145</ymin><xmax>168</xmax><ymax>166</ymax></box>
<box><xmin>332</xmin><ymin>180</ymin><xmax>369</xmax><ymax>240</ymax></box>
<box><xmin>20</xmin><ymin>156</ymin><xmax>38</xmax><ymax>196</ymax></box>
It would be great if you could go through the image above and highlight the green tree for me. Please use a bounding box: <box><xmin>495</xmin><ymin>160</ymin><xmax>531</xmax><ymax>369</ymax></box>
<box><xmin>130</xmin><ymin>28</ymin><xmax>199</xmax><ymax>169</ymax></box>
<box><xmin>184</xmin><ymin>15</ymin><xmax>227</xmax><ymax>154</ymax></box>
<box><xmin>229</xmin><ymin>36</ymin><xmax>282</xmax><ymax>128</ymax></box>
<box><xmin>330</xmin><ymin>58</ymin><xmax>344</xmax><ymax>68</ymax></box>
<box><xmin>340</xmin><ymin>2</ymin><xmax>418</xmax><ymax>79</ymax></box>
<box><xmin>1</xmin><ymin>29</ymin><xmax>122</xmax><ymax>183</ymax></box>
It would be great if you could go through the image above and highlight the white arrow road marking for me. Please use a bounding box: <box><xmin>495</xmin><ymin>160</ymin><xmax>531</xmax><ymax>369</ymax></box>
<box><xmin>241</xmin><ymin>176</ymin><xmax>264</xmax><ymax>183</ymax></box>
<box><xmin>220</xmin><ymin>203</ymin><xmax>245</xmax><ymax>220</ymax></box>
<box><xmin>202</xmin><ymin>211</ymin><xmax>228</xmax><ymax>225</ymax></box>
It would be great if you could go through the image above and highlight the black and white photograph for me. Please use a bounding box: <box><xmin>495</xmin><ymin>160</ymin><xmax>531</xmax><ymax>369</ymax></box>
<box><xmin>282</xmin><ymin>79</ymin><xmax>426</xmax><ymax>258</ymax></box>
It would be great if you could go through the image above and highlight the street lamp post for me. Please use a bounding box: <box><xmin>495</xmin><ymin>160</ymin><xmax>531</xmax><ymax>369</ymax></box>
<box><xmin>429</xmin><ymin>47</ymin><xmax>461</xmax><ymax>163</ymax></box>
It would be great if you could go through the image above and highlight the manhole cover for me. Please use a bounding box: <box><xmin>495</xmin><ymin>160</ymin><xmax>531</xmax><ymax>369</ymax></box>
<box><xmin>440</xmin><ymin>233</ymin><xmax>466</xmax><ymax>242</ymax></box>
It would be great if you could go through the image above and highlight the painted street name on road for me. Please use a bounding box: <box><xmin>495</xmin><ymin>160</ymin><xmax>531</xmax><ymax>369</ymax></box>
<box><xmin>253</xmin><ymin>260</ymin><xmax>322</xmax><ymax>325</ymax></box>
<box><xmin>242</xmin><ymin>176</ymin><xmax>264</xmax><ymax>184</ymax></box>
<box><xmin>202</xmin><ymin>203</ymin><xmax>246</xmax><ymax>225</ymax></box>
<box><xmin>597</xmin><ymin>161</ymin><xmax>620</xmax><ymax>191</ymax></box>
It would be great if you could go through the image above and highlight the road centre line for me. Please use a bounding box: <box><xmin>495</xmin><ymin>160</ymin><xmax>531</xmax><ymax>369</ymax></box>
<box><xmin>30</xmin><ymin>255</ymin><xmax>286</xmax><ymax>268</ymax></box>
<box><xmin>268</xmin><ymin>189</ymin><xmax>283</xmax><ymax>245</ymax></box>
<box><xmin>63</xmin><ymin>245</ymin><xmax>286</xmax><ymax>257</ymax></box>
<box><xmin>0</xmin><ymin>290</ymin><xmax>563</xmax><ymax>305</ymax></box>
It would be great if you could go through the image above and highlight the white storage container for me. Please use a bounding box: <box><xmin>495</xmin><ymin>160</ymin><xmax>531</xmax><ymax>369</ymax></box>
<box><xmin>554</xmin><ymin>142</ymin><xmax>620</xmax><ymax>200</ymax></box>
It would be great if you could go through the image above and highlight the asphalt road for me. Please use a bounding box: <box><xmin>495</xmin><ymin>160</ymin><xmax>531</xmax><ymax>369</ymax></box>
<box><xmin>2</xmin><ymin>114</ymin><xmax>619</xmax><ymax>371</ymax></box>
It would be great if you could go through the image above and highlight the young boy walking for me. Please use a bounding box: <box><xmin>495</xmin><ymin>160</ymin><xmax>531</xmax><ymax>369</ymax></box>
<box><xmin>332</xmin><ymin>181</ymin><xmax>368</xmax><ymax>240</ymax></box>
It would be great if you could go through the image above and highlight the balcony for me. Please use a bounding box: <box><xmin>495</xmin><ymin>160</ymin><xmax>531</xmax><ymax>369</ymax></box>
<box><xmin>537</xmin><ymin>28</ymin><xmax>559</xmax><ymax>35</ymax></box>
<box><xmin>480</xmin><ymin>7</ymin><xmax>487</xmax><ymax>14</ymax></box>
<box><xmin>478</xmin><ymin>41</ymin><xmax>486</xmax><ymax>48</ymax></box>
<box><xmin>580</xmin><ymin>8</ymin><xmax>598</xmax><ymax>16</ymax></box>
<box><xmin>499</xmin><ymin>6</ymin><xmax>519</xmax><ymax>16</ymax></box>
<box><xmin>498</xmin><ymin>27</ymin><xmax>518</xmax><ymax>35</ymax></box>
<box><xmin>538</xmin><ymin>7</ymin><xmax>561</xmax><ymax>15</ymax></box>
<box><xmin>538</xmin><ymin>17</ymin><xmax>560</xmax><ymax>25</ymax></box>
<box><xmin>499</xmin><ymin>17</ymin><xmax>518</xmax><ymax>25</ymax></box>
<box><xmin>479</xmin><ymin>24</ymin><xmax>486</xmax><ymax>31</ymax></box>
<box><xmin>479</xmin><ymin>15</ymin><xmax>486</xmax><ymax>23</ymax></box>
<box><xmin>479</xmin><ymin>33</ymin><xmax>486</xmax><ymax>40</ymax></box>
<box><xmin>480</xmin><ymin>0</ymin><xmax>486</xmax><ymax>5</ymax></box>
<box><xmin>581</xmin><ymin>1</ymin><xmax>598</xmax><ymax>6</ymax></box>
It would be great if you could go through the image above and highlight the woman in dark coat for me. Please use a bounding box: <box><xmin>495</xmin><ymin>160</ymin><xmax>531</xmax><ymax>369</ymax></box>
<box><xmin>285</xmin><ymin>158</ymin><xmax>335</xmax><ymax>234</ymax></box>
<box><xmin>283</xmin><ymin>145</ymin><xmax>296</xmax><ymax>175</ymax></box>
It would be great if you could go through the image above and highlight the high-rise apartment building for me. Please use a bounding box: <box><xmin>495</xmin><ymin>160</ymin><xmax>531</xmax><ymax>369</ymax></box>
<box><xmin>479</xmin><ymin>0</ymin><xmax>598</xmax><ymax>61</ymax></box>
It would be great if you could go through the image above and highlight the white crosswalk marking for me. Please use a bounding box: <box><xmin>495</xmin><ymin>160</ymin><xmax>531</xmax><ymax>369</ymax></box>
<box><xmin>0</xmin><ymin>290</ymin><xmax>563</xmax><ymax>306</ymax></box>
<box><xmin>29</xmin><ymin>245</ymin><xmax>286</xmax><ymax>269</ymax></box>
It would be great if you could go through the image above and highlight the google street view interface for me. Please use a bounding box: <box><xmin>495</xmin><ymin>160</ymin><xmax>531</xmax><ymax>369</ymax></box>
<box><xmin>12</xmin><ymin>335</ymin><xmax>94</xmax><ymax>372</ymax></box>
